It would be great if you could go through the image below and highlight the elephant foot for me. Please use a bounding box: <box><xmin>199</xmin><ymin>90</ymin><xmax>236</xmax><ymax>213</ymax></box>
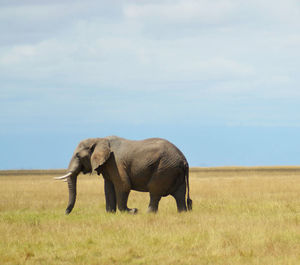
<box><xmin>128</xmin><ymin>208</ymin><xmax>138</xmax><ymax>214</ymax></box>
<box><xmin>119</xmin><ymin>207</ymin><xmax>138</xmax><ymax>214</ymax></box>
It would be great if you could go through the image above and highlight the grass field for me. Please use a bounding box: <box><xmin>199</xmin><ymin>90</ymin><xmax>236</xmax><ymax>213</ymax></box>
<box><xmin>0</xmin><ymin>167</ymin><xmax>300</xmax><ymax>264</ymax></box>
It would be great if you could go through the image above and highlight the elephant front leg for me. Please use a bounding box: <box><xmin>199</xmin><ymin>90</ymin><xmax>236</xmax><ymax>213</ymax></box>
<box><xmin>104</xmin><ymin>179</ymin><xmax>116</xmax><ymax>213</ymax></box>
<box><xmin>115</xmin><ymin>190</ymin><xmax>138</xmax><ymax>214</ymax></box>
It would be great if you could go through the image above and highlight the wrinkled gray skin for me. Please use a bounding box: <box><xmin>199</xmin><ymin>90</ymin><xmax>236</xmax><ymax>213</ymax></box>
<box><xmin>60</xmin><ymin>136</ymin><xmax>192</xmax><ymax>215</ymax></box>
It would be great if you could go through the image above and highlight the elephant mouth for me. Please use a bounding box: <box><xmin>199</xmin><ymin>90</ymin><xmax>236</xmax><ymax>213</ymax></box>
<box><xmin>82</xmin><ymin>168</ymin><xmax>92</xmax><ymax>174</ymax></box>
<box><xmin>95</xmin><ymin>166</ymin><xmax>103</xmax><ymax>175</ymax></box>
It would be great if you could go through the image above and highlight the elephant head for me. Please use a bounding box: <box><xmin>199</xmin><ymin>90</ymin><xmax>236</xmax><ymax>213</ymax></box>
<box><xmin>54</xmin><ymin>138</ymin><xmax>111</xmax><ymax>214</ymax></box>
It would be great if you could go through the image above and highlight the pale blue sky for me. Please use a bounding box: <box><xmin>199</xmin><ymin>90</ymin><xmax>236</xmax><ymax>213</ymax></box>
<box><xmin>1</xmin><ymin>0</ymin><xmax>300</xmax><ymax>169</ymax></box>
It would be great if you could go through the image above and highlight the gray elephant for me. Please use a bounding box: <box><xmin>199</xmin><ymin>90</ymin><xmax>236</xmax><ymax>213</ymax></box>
<box><xmin>55</xmin><ymin>136</ymin><xmax>192</xmax><ymax>214</ymax></box>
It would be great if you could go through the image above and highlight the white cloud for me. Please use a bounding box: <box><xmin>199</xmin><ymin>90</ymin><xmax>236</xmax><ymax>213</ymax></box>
<box><xmin>124</xmin><ymin>0</ymin><xmax>236</xmax><ymax>24</ymax></box>
<box><xmin>1</xmin><ymin>0</ymin><xmax>300</xmax><ymax>130</ymax></box>
<box><xmin>255</xmin><ymin>0</ymin><xmax>300</xmax><ymax>24</ymax></box>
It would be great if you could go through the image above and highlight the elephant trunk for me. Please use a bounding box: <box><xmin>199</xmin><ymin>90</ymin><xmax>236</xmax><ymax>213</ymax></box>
<box><xmin>65</xmin><ymin>173</ymin><xmax>78</xmax><ymax>215</ymax></box>
<box><xmin>65</xmin><ymin>155</ymin><xmax>81</xmax><ymax>215</ymax></box>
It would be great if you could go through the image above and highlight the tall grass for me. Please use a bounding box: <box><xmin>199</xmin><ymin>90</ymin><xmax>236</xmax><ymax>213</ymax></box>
<box><xmin>0</xmin><ymin>168</ymin><xmax>300</xmax><ymax>264</ymax></box>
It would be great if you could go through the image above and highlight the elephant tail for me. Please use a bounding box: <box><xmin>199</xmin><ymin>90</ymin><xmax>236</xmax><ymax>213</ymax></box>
<box><xmin>185</xmin><ymin>163</ymin><xmax>192</xmax><ymax>211</ymax></box>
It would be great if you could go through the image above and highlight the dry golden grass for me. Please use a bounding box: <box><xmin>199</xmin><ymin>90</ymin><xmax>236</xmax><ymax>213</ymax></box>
<box><xmin>0</xmin><ymin>168</ymin><xmax>300</xmax><ymax>264</ymax></box>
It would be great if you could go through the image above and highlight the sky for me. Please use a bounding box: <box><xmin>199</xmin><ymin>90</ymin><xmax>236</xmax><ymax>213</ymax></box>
<box><xmin>1</xmin><ymin>0</ymin><xmax>300</xmax><ymax>169</ymax></box>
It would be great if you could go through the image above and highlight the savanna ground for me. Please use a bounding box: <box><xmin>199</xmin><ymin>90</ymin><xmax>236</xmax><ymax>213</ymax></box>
<box><xmin>0</xmin><ymin>167</ymin><xmax>300</xmax><ymax>265</ymax></box>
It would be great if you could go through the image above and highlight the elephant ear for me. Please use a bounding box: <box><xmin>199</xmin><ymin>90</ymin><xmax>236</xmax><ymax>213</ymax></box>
<box><xmin>91</xmin><ymin>139</ymin><xmax>111</xmax><ymax>170</ymax></box>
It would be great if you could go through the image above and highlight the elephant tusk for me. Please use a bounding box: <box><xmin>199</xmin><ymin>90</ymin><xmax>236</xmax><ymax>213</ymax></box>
<box><xmin>53</xmin><ymin>172</ymin><xmax>72</xmax><ymax>180</ymax></box>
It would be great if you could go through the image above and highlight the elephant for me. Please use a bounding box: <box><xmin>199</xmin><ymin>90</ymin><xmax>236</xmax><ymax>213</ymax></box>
<box><xmin>54</xmin><ymin>136</ymin><xmax>192</xmax><ymax>214</ymax></box>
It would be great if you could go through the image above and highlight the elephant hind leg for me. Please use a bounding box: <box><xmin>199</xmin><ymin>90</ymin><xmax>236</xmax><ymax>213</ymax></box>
<box><xmin>147</xmin><ymin>193</ymin><xmax>161</xmax><ymax>213</ymax></box>
<box><xmin>171</xmin><ymin>182</ymin><xmax>187</xmax><ymax>212</ymax></box>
